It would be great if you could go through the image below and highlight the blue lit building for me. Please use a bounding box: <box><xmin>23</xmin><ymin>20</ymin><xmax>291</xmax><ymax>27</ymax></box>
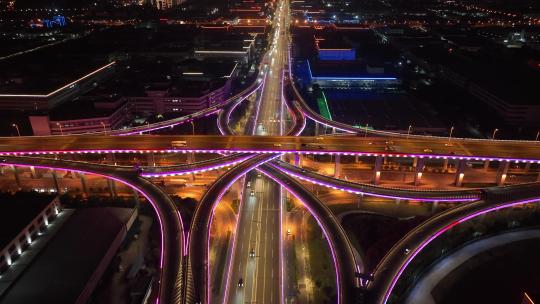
<box><xmin>306</xmin><ymin>60</ymin><xmax>400</xmax><ymax>89</ymax></box>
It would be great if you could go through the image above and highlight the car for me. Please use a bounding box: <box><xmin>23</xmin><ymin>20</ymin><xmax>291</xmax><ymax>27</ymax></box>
<box><xmin>423</xmin><ymin>148</ymin><xmax>433</xmax><ymax>153</ymax></box>
<box><xmin>238</xmin><ymin>278</ymin><xmax>244</xmax><ymax>287</ymax></box>
<box><xmin>287</xmin><ymin>228</ymin><xmax>292</xmax><ymax>235</ymax></box>
<box><xmin>257</xmin><ymin>172</ymin><xmax>262</xmax><ymax>178</ymax></box>
<box><xmin>274</xmin><ymin>143</ymin><xmax>282</xmax><ymax>147</ymax></box>
<box><xmin>250</xmin><ymin>190</ymin><xmax>255</xmax><ymax>197</ymax></box>
<box><xmin>249</xmin><ymin>249</ymin><xmax>255</xmax><ymax>258</ymax></box>
<box><xmin>247</xmin><ymin>181</ymin><xmax>251</xmax><ymax>188</ymax></box>
<box><xmin>385</xmin><ymin>145</ymin><xmax>395</xmax><ymax>151</ymax></box>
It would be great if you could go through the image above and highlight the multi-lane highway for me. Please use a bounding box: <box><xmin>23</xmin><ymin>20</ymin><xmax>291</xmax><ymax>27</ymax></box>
<box><xmin>1</xmin><ymin>135</ymin><xmax>540</xmax><ymax>162</ymax></box>
<box><xmin>225</xmin><ymin>1</ymin><xmax>290</xmax><ymax>303</ymax></box>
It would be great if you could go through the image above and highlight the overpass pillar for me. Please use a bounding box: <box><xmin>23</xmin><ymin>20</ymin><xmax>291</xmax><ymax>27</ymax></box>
<box><xmin>11</xmin><ymin>166</ymin><xmax>21</xmax><ymax>189</ymax></box>
<box><xmin>454</xmin><ymin>160</ymin><xmax>466</xmax><ymax>187</ymax></box>
<box><xmin>108</xmin><ymin>179</ymin><xmax>117</xmax><ymax>199</ymax></box>
<box><xmin>413</xmin><ymin>158</ymin><xmax>425</xmax><ymax>186</ymax></box>
<box><xmin>442</xmin><ymin>158</ymin><xmax>449</xmax><ymax>172</ymax></box>
<box><xmin>294</xmin><ymin>153</ymin><xmax>302</xmax><ymax>167</ymax></box>
<box><xmin>132</xmin><ymin>187</ymin><xmax>140</xmax><ymax>210</ymax></box>
<box><xmin>52</xmin><ymin>170</ymin><xmax>60</xmax><ymax>193</ymax></box>
<box><xmin>355</xmin><ymin>155</ymin><xmax>359</xmax><ymax>163</ymax></box>
<box><xmin>106</xmin><ymin>153</ymin><xmax>116</xmax><ymax>165</ymax></box>
<box><xmin>496</xmin><ymin>161</ymin><xmax>510</xmax><ymax>186</ymax></box>
<box><xmin>412</xmin><ymin>157</ymin><xmax>418</xmax><ymax>168</ymax></box>
<box><xmin>29</xmin><ymin>166</ymin><xmax>38</xmax><ymax>179</ymax></box>
<box><xmin>334</xmin><ymin>154</ymin><xmax>341</xmax><ymax>178</ymax></box>
<box><xmin>146</xmin><ymin>153</ymin><xmax>155</xmax><ymax>167</ymax></box>
<box><xmin>79</xmin><ymin>172</ymin><xmax>88</xmax><ymax>196</ymax></box>
<box><xmin>432</xmin><ymin>201</ymin><xmax>439</xmax><ymax>213</ymax></box>
<box><xmin>483</xmin><ymin>160</ymin><xmax>490</xmax><ymax>171</ymax></box>
<box><xmin>372</xmin><ymin>156</ymin><xmax>383</xmax><ymax>185</ymax></box>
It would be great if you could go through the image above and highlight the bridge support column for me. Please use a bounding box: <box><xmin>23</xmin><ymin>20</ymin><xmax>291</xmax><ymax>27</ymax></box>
<box><xmin>496</xmin><ymin>161</ymin><xmax>510</xmax><ymax>186</ymax></box>
<box><xmin>79</xmin><ymin>172</ymin><xmax>88</xmax><ymax>196</ymax></box>
<box><xmin>412</xmin><ymin>157</ymin><xmax>418</xmax><ymax>168</ymax></box>
<box><xmin>372</xmin><ymin>156</ymin><xmax>383</xmax><ymax>185</ymax></box>
<box><xmin>132</xmin><ymin>187</ymin><xmax>140</xmax><ymax>210</ymax></box>
<box><xmin>29</xmin><ymin>166</ymin><xmax>37</xmax><ymax>179</ymax></box>
<box><xmin>294</xmin><ymin>153</ymin><xmax>302</xmax><ymax>167</ymax></box>
<box><xmin>357</xmin><ymin>193</ymin><xmax>363</xmax><ymax>209</ymax></box>
<box><xmin>355</xmin><ymin>155</ymin><xmax>359</xmax><ymax>163</ymax></box>
<box><xmin>483</xmin><ymin>160</ymin><xmax>490</xmax><ymax>171</ymax></box>
<box><xmin>443</xmin><ymin>158</ymin><xmax>449</xmax><ymax>172</ymax></box>
<box><xmin>334</xmin><ymin>154</ymin><xmax>341</xmax><ymax>178</ymax></box>
<box><xmin>147</xmin><ymin>153</ymin><xmax>155</xmax><ymax>167</ymax></box>
<box><xmin>432</xmin><ymin>201</ymin><xmax>439</xmax><ymax>213</ymax></box>
<box><xmin>106</xmin><ymin>153</ymin><xmax>116</xmax><ymax>165</ymax></box>
<box><xmin>108</xmin><ymin>179</ymin><xmax>117</xmax><ymax>199</ymax></box>
<box><xmin>12</xmin><ymin>165</ymin><xmax>21</xmax><ymax>189</ymax></box>
<box><xmin>395</xmin><ymin>198</ymin><xmax>401</xmax><ymax>206</ymax></box>
<box><xmin>414</xmin><ymin>158</ymin><xmax>425</xmax><ymax>186</ymax></box>
<box><xmin>52</xmin><ymin>170</ymin><xmax>60</xmax><ymax>193</ymax></box>
<box><xmin>454</xmin><ymin>160</ymin><xmax>466</xmax><ymax>187</ymax></box>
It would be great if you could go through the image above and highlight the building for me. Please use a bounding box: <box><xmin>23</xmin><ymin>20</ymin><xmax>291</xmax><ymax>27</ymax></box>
<box><xmin>0</xmin><ymin>207</ymin><xmax>138</xmax><ymax>304</ymax></box>
<box><xmin>306</xmin><ymin>60</ymin><xmax>400</xmax><ymax>89</ymax></box>
<box><xmin>0</xmin><ymin>193</ymin><xmax>62</xmax><ymax>275</ymax></box>
<box><xmin>0</xmin><ymin>62</ymin><xmax>116</xmax><ymax>111</ymax></box>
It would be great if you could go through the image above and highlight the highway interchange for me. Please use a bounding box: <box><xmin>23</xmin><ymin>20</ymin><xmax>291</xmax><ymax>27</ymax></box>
<box><xmin>1</xmin><ymin>0</ymin><xmax>540</xmax><ymax>303</ymax></box>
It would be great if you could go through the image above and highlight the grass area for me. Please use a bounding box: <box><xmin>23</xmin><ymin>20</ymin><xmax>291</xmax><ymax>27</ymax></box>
<box><xmin>317</xmin><ymin>91</ymin><xmax>333</xmax><ymax>121</ymax></box>
<box><xmin>306</xmin><ymin>217</ymin><xmax>337</xmax><ymax>303</ymax></box>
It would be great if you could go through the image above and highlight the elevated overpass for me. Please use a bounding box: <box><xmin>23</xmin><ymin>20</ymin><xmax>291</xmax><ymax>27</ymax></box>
<box><xmin>1</xmin><ymin>135</ymin><xmax>540</xmax><ymax>163</ymax></box>
<box><xmin>0</xmin><ymin>156</ymin><xmax>186</xmax><ymax>304</ymax></box>
<box><xmin>367</xmin><ymin>182</ymin><xmax>540</xmax><ymax>304</ymax></box>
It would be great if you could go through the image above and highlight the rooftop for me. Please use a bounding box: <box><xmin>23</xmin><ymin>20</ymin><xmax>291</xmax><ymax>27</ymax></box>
<box><xmin>0</xmin><ymin>192</ymin><xmax>55</xmax><ymax>250</ymax></box>
<box><xmin>0</xmin><ymin>207</ymin><xmax>134</xmax><ymax>304</ymax></box>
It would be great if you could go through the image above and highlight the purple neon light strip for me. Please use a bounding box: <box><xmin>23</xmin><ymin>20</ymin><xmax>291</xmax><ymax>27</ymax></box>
<box><xmin>0</xmin><ymin>162</ymin><xmax>175</xmax><ymax>303</ymax></box>
<box><xmin>2</xmin><ymin>149</ymin><xmax>539</xmax><ymax>163</ymax></box>
<box><xmin>141</xmin><ymin>155</ymin><xmax>253</xmax><ymax>178</ymax></box>
<box><xmin>275</xmin><ymin>164</ymin><xmax>479</xmax><ymax>202</ymax></box>
<box><xmin>382</xmin><ymin>197</ymin><xmax>540</xmax><ymax>304</ymax></box>
<box><xmin>258</xmin><ymin>167</ymin><xmax>342</xmax><ymax>304</ymax></box>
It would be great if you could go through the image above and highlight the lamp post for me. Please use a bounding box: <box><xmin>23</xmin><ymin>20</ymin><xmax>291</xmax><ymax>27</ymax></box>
<box><xmin>492</xmin><ymin>128</ymin><xmax>499</xmax><ymax>140</ymax></box>
<box><xmin>100</xmin><ymin>122</ymin><xmax>107</xmax><ymax>134</ymax></box>
<box><xmin>536</xmin><ymin>130</ymin><xmax>539</xmax><ymax>141</ymax></box>
<box><xmin>11</xmin><ymin>124</ymin><xmax>20</xmax><ymax>137</ymax></box>
<box><xmin>146</xmin><ymin>122</ymin><xmax>150</xmax><ymax>134</ymax></box>
<box><xmin>447</xmin><ymin>126</ymin><xmax>454</xmax><ymax>145</ymax></box>
<box><xmin>56</xmin><ymin>123</ymin><xmax>64</xmax><ymax>136</ymax></box>
<box><xmin>407</xmin><ymin>125</ymin><xmax>412</xmax><ymax>139</ymax></box>
<box><xmin>191</xmin><ymin>121</ymin><xmax>195</xmax><ymax>135</ymax></box>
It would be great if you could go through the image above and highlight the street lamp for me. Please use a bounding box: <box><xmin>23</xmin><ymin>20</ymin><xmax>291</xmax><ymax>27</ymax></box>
<box><xmin>146</xmin><ymin>122</ymin><xmax>150</xmax><ymax>134</ymax></box>
<box><xmin>191</xmin><ymin>121</ymin><xmax>195</xmax><ymax>135</ymax></box>
<box><xmin>407</xmin><ymin>125</ymin><xmax>412</xmax><ymax>139</ymax></box>
<box><xmin>100</xmin><ymin>122</ymin><xmax>107</xmax><ymax>134</ymax></box>
<box><xmin>536</xmin><ymin>130</ymin><xmax>539</xmax><ymax>141</ymax></box>
<box><xmin>447</xmin><ymin>126</ymin><xmax>454</xmax><ymax>145</ymax></box>
<box><xmin>492</xmin><ymin>128</ymin><xmax>499</xmax><ymax>140</ymax></box>
<box><xmin>56</xmin><ymin>123</ymin><xmax>64</xmax><ymax>136</ymax></box>
<box><xmin>364</xmin><ymin>123</ymin><xmax>369</xmax><ymax>138</ymax></box>
<box><xmin>11</xmin><ymin>123</ymin><xmax>20</xmax><ymax>137</ymax></box>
